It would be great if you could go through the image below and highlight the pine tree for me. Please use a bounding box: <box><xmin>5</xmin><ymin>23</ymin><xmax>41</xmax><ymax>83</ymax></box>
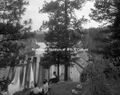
<box><xmin>40</xmin><ymin>0</ymin><xmax>87</xmax><ymax>80</ymax></box>
<box><xmin>90</xmin><ymin>0</ymin><xmax>120</xmax><ymax>66</ymax></box>
<box><xmin>0</xmin><ymin>0</ymin><xmax>33</xmax><ymax>67</ymax></box>
<box><xmin>0</xmin><ymin>0</ymin><xmax>39</xmax><ymax>91</ymax></box>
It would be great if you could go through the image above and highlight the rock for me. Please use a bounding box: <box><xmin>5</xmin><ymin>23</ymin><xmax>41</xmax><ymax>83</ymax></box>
<box><xmin>72</xmin><ymin>89</ymin><xmax>78</xmax><ymax>94</ymax></box>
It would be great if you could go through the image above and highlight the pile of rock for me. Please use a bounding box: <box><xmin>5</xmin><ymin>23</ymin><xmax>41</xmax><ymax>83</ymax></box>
<box><xmin>72</xmin><ymin>84</ymin><xmax>82</xmax><ymax>95</ymax></box>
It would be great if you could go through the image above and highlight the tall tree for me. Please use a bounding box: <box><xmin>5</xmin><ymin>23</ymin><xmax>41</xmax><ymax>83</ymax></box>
<box><xmin>40</xmin><ymin>0</ymin><xmax>87</xmax><ymax>80</ymax></box>
<box><xmin>0</xmin><ymin>0</ymin><xmax>36</xmax><ymax>90</ymax></box>
<box><xmin>75</xmin><ymin>1</ymin><xmax>120</xmax><ymax>95</ymax></box>
<box><xmin>90</xmin><ymin>0</ymin><xmax>120</xmax><ymax>26</ymax></box>
<box><xmin>90</xmin><ymin>0</ymin><xmax>120</xmax><ymax>66</ymax></box>
<box><xmin>0</xmin><ymin>0</ymin><xmax>32</xmax><ymax>67</ymax></box>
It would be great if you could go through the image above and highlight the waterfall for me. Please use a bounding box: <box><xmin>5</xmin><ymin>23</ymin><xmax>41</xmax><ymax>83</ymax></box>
<box><xmin>8</xmin><ymin>67</ymin><xmax>21</xmax><ymax>95</ymax></box>
<box><xmin>70</xmin><ymin>64</ymin><xmax>80</xmax><ymax>82</ymax></box>
<box><xmin>21</xmin><ymin>65</ymin><xmax>26</xmax><ymax>90</ymax></box>
<box><xmin>7</xmin><ymin>56</ymin><xmax>41</xmax><ymax>95</ymax></box>
<box><xmin>8</xmin><ymin>64</ymin><xmax>35</xmax><ymax>94</ymax></box>
<box><xmin>29</xmin><ymin>63</ymin><xmax>34</xmax><ymax>88</ymax></box>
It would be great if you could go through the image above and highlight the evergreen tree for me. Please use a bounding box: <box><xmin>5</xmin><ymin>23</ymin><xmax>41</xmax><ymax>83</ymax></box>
<box><xmin>0</xmin><ymin>0</ymin><xmax>33</xmax><ymax>67</ymax></box>
<box><xmin>0</xmin><ymin>0</ymin><xmax>39</xmax><ymax>91</ymax></box>
<box><xmin>90</xmin><ymin>0</ymin><xmax>120</xmax><ymax>67</ymax></box>
<box><xmin>40</xmin><ymin>0</ymin><xmax>87</xmax><ymax>80</ymax></box>
<box><xmin>82</xmin><ymin>1</ymin><xmax>120</xmax><ymax>94</ymax></box>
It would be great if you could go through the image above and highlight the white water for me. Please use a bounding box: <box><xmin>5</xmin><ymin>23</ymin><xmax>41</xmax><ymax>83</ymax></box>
<box><xmin>8</xmin><ymin>64</ymin><xmax>35</xmax><ymax>95</ymax></box>
<box><xmin>29</xmin><ymin>63</ymin><xmax>34</xmax><ymax>88</ymax></box>
<box><xmin>8</xmin><ymin>67</ymin><xmax>21</xmax><ymax>95</ymax></box>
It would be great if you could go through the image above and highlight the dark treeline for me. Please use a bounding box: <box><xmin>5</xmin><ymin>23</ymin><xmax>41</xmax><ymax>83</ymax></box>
<box><xmin>80</xmin><ymin>0</ymin><xmax>120</xmax><ymax>95</ymax></box>
<box><xmin>0</xmin><ymin>0</ymin><xmax>38</xmax><ymax>91</ymax></box>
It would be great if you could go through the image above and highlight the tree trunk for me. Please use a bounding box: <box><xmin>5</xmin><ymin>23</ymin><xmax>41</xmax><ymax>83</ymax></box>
<box><xmin>64</xmin><ymin>0</ymin><xmax>69</xmax><ymax>81</ymax></box>
<box><xmin>25</xmin><ymin>57</ymin><xmax>30</xmax><ymax>88</ymax></box>
<box><xmin>64</xmin><ymin>64</ymin><xmax>68</xmax><ymax>81</ymax></box>
<box><xmin>57</xmin><ymin>63</ymin><xmax>60</xmax><ymax>80</ymax></box>
<box><xmin>57</xmin><ymin>56</ymin><xmax>60</xmax><ymax>80</ymax></box>
<box><xmin>48</xmin><ymin>68</ymin><xmax>50</xmax><ymax>80</ymax></box>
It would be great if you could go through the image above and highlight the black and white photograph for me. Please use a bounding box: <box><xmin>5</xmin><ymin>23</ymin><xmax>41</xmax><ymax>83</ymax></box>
<box><xmin>0</xmin><ymin>0</ymin><xmax>120</xmax><ymax>95</ymax></box>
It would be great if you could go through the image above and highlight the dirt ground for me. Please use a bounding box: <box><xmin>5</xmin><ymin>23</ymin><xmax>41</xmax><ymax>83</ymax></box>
<box><xmin>14</xmin><ymin>81</ymin><xmax>79</xmax><ymax>95</ymax></box>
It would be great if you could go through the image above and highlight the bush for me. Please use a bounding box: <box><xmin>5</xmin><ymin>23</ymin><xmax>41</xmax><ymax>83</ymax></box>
<box><xmin>81</xmin><ymin>76</ymin><xmax>111</xmax><ymax>95</ymax></box>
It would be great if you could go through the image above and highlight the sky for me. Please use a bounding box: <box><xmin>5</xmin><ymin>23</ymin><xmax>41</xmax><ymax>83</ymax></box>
<box><xmin>23</xmin><ymin>0</ymin><xmax>100</xmax><ymax>31</ymax></box>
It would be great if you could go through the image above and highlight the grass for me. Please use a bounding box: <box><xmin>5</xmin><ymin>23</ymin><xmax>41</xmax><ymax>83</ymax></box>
<box><xmin>14</xmin><ymin>81</ymin><xmax>79</xmax><ymax>95</ymax></box>
<box><xmin>13</xmin><ymin>78</ymin><xmax>120</xmax><ymax>95</ymax></box>
<box><xmin>13</xmin><ymin>89</ymin><xmax>31</xmax><ymax>95</ymax></box>
<box><xmin>48</xmin><ymin>81</ymin><xmax>79</xmax><ymax>95</ymax></box>
<box><xmin>81</xmin><ymin>77</ymin><xmax>120</xmax><ymax>95</ymax></box>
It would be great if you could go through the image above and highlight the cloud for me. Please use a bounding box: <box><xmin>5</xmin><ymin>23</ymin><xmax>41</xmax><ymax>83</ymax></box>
<box><xmin>23</xmin><ymin>0</ymin><xmax>99</xmax><ymax>31</ymax></box>
<box><xmin>23</xmin><ymin>0</ymin><xmax>48</xmax><ymax>31</ymax></box>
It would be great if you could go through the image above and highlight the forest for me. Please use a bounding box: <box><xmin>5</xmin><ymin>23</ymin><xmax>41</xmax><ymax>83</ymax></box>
<box><xmin>0</xmin><ymin>0</ymin><xmax>120</xmax><ymax>95</ymax></box>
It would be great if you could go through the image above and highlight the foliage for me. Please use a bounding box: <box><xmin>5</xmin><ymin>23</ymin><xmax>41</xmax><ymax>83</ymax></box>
<box><xmin>90</xmin><ymin>0</ymin><xmax>120</xmax><ymax>67</ymax></box>
<box><xmin>40</xmin><ymin>0</ymin><xmax>87</xmax><ymax>80</ymax></box>
<box><xmin>90</xmin><ymin>0</ymin><xmax>120</xmax><ymax>25</ymax></box>
<box><xmin>80</xmin><ymin>0</ymin><xmax>120</xmax><ymax>94</ymax></box>
<box><xmin>0</xmin><ymin>0</ymin><xmax>40</xmax><ymax>91</ymax></box>
<box><xmin>0</xmin><ymin>0</ymin><xmax>37</xmax><ymax>68</ymax></box>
